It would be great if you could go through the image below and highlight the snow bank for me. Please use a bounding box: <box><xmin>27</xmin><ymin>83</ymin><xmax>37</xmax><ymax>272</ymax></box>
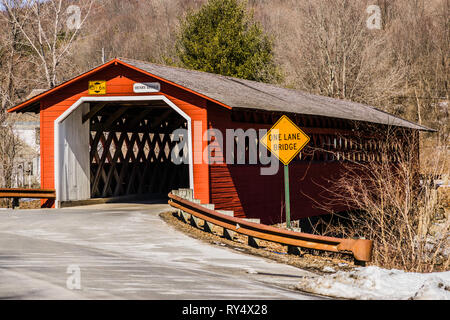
<box><xmin>296</xmin><ymin>266</ymin><xmax>450</xmax><ymax>300</ymax></box>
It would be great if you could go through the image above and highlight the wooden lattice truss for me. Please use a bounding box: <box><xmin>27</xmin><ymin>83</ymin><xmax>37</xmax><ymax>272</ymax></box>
<box><xmin>85</xmin><ymin>102</ymin><xmax>189</xmax><ymax>198</ymax></box>
<box><xmin>231</xmin><ymin>109</ymin><xmax>410</xmax><ymax>164</ymax></box>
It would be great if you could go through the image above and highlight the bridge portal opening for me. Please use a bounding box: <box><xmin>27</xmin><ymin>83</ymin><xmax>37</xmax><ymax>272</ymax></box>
<box><xmin>56</xmin><ymin>97</ymin><xmax>191</xmax><ymax>206</ymax></box>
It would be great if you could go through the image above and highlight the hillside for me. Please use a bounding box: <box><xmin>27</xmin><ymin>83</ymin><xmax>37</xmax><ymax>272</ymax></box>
<box><xmin>1</xmin><ymin>0</ymin><xmax>448</xmax><ymax>139</ymax></box>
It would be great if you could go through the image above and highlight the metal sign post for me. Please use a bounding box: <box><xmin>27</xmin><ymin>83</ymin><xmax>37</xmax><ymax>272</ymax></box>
<box><xmin>284</xmin><ymin>164</ymin><xmax>291</xmax><ymax>229</ymax></box>
<box><xmin>260</xmin><ymin>115</ymin><xmax>310</xmax><ymax>229</ymax></box>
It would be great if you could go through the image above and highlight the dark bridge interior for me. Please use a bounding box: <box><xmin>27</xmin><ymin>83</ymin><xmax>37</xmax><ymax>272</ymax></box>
<box><xmin>86</xmin><ymin>100</ymin><xmax>189</xmax><ymax>199</ymax></box>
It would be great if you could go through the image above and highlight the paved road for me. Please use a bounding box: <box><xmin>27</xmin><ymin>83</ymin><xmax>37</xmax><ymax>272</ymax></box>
<box><xmin>0</xmin><ymin>202</ymin><xmax>321</xmax><ymax>299</ymax></box>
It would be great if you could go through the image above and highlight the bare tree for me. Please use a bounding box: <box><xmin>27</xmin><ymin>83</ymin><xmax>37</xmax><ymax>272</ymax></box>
<box><xmin>252</xmin><ymin>0</ymin><xmax>448</xmax><ymax>137</ymax></box>
<box><xmin>71</xmin><ymin>0</ymin><xmax>192</xmax><ymax>68</ymax></box>
<box><xmin>0</xmin><ymin>3</ymin><xmax>30</xmax><ymax>192</ymax></box>
<box><xmin>255</xmin><ymin>0</ymin><xmax>408</xmax><ymax>106</ymax></box>
<box><xmin>308</xmin><ymin>128</ymin><xmax>449</xmax><ymax>272</ymax></box>
<box><xmin>0</xmin><ymin>0</ymin><xmax>95</xmax><ymax>192</ymax></box>
<box><xmin>0</xmin><ymin>2</ymin><xmax>22</xmax><ymax>119</ymax></box>
<box><xmin>1</xmin><ymin>0</ymin><xmax>94</xmax><ymax>88</ymax></box>
<box><xmin>0</xmin><ymin>122</ymin><xmax>20</xmax><ymax>188</ymax></box>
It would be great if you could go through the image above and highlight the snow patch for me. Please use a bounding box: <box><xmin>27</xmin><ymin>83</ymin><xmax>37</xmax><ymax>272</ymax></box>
<box><xmin>296</xmin><ymin>266</ymin><xmax>450</xmax><ymax>300</ymax></box>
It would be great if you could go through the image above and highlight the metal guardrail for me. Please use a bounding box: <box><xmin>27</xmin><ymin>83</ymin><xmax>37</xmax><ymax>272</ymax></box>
<box><xmin>0</xmin><ymin>188</ymin><xmax>56</xmax><ymax>208</ymax></box>
<box><xmin>168</xmin><ymin>192</ymin><xmax>373</xmax><ymax>263</ymax></box>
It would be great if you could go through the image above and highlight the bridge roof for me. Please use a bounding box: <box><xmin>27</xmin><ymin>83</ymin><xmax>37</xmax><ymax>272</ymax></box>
<box><xmin>8</xmin><ymin>58</ymin><xmax>434</xmax><ymax>131</ymax></box>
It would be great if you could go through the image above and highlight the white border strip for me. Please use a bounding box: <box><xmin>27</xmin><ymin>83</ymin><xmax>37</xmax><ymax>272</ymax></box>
<box><xmin>54</xmin><ymin>95</ymin><xmax>194</xmax><ymax>207</ymax></box>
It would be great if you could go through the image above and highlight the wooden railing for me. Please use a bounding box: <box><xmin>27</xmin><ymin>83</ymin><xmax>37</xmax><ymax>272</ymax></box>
<box><xmin>0</xmin><ymin>188</ymin><xmax>56</xmax><ymax>209</ymax></box>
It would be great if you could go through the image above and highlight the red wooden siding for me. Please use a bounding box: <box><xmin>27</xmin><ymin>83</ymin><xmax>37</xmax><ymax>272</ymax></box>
<box><xmin>39</xmin><ymin>64</ymin><xmax>210</xmax><ymax>205</ymax></box>
<box><xmin>206</xmin><ymin>103</ymin><xmax>348</xmax><ymax>224</ymax></box>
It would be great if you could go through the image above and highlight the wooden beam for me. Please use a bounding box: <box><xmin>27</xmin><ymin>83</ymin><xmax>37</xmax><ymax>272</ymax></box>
<box><xmin>127</xmin><ymin>108</ymin><xmax>155</xmax><ymax>128</ymax></box>
<box><xmin>101</xmin><ymin>133</ymin><xmax>126</xmax><ymax>197</ymax></box>
<box><xmin>91</xmin><ymin>133</ymin><xmax>114</xmax><ymax>197</ymax></box>
<box><xmin>113</xmin><ymin>133</ymin><xmax>139</xmax><ymax>196</ymax></box>
<box><xmin>118</xmin><ymin>103</ymin><xmax>168</xmax><ymax>108</ymax></box>
<box><xmin>82</xmin><ymin>102</ymin><xmax>108</xmax><ymax>123</ymax></box>
<box><xmin>91</xmin><ymin>110</ymin><xmax>178</xmax><ymax>133</ymax></box>
<box><xmin>103</xmin><ymin>107</ymin><xmax>129</xmax><ymax>129</ymax></box>
<box><xmin>90</xmin><ymin>123</ymin><xmax>182</xmax><ymax>133</ymax></box>
<box><xmin>150</xmin><ymin>109</ymin><xmax>174</xmax><ymax>128</ymax></box>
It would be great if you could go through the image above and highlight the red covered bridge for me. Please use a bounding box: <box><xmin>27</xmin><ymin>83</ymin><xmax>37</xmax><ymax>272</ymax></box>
<box><xmin>8</xmin><ymin>58</ymin><xmax>432</xmax><ymax>224</ymax></box>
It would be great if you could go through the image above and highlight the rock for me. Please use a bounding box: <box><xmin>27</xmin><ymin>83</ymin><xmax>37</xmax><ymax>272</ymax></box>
<box><xmin>323</xmin><ymin>266</ymin><xmax>335</xmax><ymax>273</ymax></box>
<box><xmin>433</xmin><ymin>207</ymin><xmax>446</xmax><ymax>221</ymax></box>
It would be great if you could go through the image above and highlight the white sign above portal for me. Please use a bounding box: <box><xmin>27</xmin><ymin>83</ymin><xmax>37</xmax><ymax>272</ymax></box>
<box><xmin>133</xmin><ymin>82</ymin><xmax>161</xmax><ymax>93</ymax></box>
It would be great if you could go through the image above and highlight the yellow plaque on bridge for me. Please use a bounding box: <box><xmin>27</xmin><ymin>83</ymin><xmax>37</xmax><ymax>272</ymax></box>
<box><xmin>88</xmin><ymin>81</ymin><xmax>106</xmax><ymax>95</ymax></box>
<box><xmin>260</xmin><ymin>115</ymin><xmax>310</xmax><ymax>165</ymax></box>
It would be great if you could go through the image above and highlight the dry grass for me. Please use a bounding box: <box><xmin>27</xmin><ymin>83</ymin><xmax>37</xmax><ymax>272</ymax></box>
<box><xmin>0</xmin><ymin>199</ymin><xmax>41</xmax><ymax>209</ymax></box>
<box><xmin>311</xmin><ymin>129</ymin><xmax>449</xmax><ymax>273</ymax></box>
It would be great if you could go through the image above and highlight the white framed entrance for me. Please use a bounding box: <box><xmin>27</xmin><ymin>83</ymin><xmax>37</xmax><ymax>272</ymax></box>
<box><xmin>54</xmin><ymin>95</ymin><xmax>194</xmax><ymax>208</ymax></box>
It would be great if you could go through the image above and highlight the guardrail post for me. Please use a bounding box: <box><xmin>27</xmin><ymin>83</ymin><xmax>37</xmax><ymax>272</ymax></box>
<box><xmin>180</xmin><ymin>211</ymin><xmax>191</xmax><ymax>223</ymax></box>
<box><xmin>287</xmin><ymin>245</ymin><xmax>302</xmax><ymax>256</ymax></box>
<box><xmin>248</xmin><ymin>236</ymin><xmax>260</xmax><ymax>248</ymax></box>
<box><xmin>204</xmin><ymin>221</ymin><xmax>214</xmax><ymax>234</ymax></box>
<box><xmin>12</xmin><ymin>198</ymin><xmax>19</xmax><ymax>209</ymax></box>
<box><xmin>354</xmin><ymin>260</ymin><xmax>366</xmax><ymax>267</ymax></box>
<box><xmin>223</xmin><ymin>228</ymin><xmax>235</xmax><ymax>240</ymax></box>
<box><xmin>190</xmin><ymin>216</ymin><xmax>201</xmax><ymax>229</ymax></box>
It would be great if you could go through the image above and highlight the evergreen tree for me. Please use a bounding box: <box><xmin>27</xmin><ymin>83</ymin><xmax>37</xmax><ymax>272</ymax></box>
<box><xmin>176</xmin><ymin>0</ymin><xmax>280</xmax><ymax>83</ymax></box>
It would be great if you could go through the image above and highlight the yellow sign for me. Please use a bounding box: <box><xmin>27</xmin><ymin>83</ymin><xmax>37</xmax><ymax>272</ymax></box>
<box><xmin>88</xmin><ymin>81</ymin><xmax>106</xmax><ymax>95</ymax></box>
<box><xmin>260</xmin><ymin>115</ymin><xmax>310</xmax><ymax>165</ymax></box>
